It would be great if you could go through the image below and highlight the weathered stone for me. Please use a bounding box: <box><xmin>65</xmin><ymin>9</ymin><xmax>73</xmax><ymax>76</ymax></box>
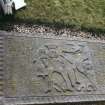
<box><xmin>0</xmin><ymin>31</ymin><xmax>105</xmax><ymax>105</ymax></box>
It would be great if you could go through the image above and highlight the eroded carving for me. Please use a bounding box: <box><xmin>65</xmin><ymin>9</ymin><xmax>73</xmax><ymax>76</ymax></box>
<box><xmin>32</xmin><ymin>42</ymin><xmax>96</xmax><ymax>94</ymax></box>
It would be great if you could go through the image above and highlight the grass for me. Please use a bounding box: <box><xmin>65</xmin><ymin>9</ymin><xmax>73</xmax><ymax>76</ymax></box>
<box><xmin>1</xmin><ymin>0</ymin><xmax>105</xmax><ymax>33</ymax></box>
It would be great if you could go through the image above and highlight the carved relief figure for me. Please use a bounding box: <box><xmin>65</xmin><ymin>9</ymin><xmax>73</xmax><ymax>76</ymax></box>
<box><xmin>32</xmin><ymin>42</ymin><xmax>96</xmax><ymax>94</ymax></box>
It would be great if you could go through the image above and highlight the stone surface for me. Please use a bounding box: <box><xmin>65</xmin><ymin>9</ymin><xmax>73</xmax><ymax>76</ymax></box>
<box><xmin>0</xmin><ymin>31</ymin><xmax>105</xmax><ymax>105</ymax></box>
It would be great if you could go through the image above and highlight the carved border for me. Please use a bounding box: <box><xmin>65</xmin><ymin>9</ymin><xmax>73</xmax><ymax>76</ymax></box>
<box><xmin>4</xmin><ymin>95</ymin><xmax>105</xmax><ymax>105</ymax></box>
<box><xmin>0</xmin><ymin>31</ymin><xmax>105</xmax><ymax>105</ymax></box>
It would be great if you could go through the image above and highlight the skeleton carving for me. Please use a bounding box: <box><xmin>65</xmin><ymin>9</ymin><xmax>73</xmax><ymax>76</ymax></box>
<box><xmin>33</xmin><ymin>42</ymin><xmax>96</xmax><ymax>93</ymax></box>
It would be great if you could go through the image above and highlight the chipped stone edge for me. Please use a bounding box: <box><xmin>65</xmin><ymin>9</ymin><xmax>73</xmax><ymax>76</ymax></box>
<box><xmin>1</xmin><ymin>30</ymin><xmax>105</xmax><ymax>105</ymax></box>
<box><xmin>0</xmin><ymin>32</ymin><xmax>5</xmax><ymax>105</ymax></box>
<box><xmin>0</xmin><ymin>30</ymin><xmax>105</xmax><ymax>44</ymax></box>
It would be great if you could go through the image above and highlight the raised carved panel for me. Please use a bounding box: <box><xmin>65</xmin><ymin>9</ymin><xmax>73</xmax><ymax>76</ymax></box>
<box><xmin>32</xmin><ymin>42</ymin><xmax>96</xmax><ymax>94</ymax></box>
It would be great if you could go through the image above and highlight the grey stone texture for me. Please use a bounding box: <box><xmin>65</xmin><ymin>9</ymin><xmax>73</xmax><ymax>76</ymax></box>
<box><xmin>0</xmin><ymin>31</ymin><xmax>105</xmax><ymax>105</ymax></box>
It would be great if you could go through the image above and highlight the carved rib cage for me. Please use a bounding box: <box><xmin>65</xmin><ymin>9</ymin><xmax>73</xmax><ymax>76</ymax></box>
<box><xmin>0</xmin><ymin>35</ymin><xmax>4</xmax><ymax>96</ymax></box>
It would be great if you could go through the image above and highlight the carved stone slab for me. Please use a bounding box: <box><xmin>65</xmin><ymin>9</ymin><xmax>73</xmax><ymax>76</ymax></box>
<box><xmin>0</xmin><ymin>31</ymin><xmax>105</xmax><ymax>105</ymax></box>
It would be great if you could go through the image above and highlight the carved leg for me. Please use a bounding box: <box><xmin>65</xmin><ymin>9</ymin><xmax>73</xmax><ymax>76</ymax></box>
<box><xmin>62</xmin><ymin>71</ymin><xmax>74</xmax><ymax>92</ymax></box>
